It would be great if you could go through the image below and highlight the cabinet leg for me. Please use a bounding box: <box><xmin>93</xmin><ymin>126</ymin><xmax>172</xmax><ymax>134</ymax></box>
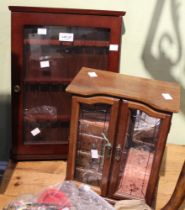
<box><xmin>161</xmin><ymin>161</ymin><xmax>185</xmax><ymax>210</ymax></box>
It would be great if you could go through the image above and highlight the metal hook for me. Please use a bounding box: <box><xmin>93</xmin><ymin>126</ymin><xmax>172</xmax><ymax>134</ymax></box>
<box><xmin>101</xmin><ymin>132</ymin><xmax>112</xmax><ymax>159</ymax></box>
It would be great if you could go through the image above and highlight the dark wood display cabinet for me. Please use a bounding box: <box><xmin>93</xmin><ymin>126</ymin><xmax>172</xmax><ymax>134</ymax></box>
<box><xmin>9</xmin><ymin>6</ymin><xmax>125</xmax><ymax>160</ymax></box>
<box><xmin>66</xmin><ymin>67</ymin><xmax>180</xmax><ymax>206</ymax></box>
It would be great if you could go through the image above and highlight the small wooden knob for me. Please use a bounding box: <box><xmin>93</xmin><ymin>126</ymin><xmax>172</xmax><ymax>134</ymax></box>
<box><xmin>14</xmin><ymin>85</ymin><xmax>21</xmax><ymax>93</ymax></box>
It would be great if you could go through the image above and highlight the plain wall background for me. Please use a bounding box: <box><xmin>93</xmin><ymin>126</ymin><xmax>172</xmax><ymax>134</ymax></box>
<box><xmin>0</xmin><ymin>0</ymin><xmax>184</xmax><ymax>160</ymax></box>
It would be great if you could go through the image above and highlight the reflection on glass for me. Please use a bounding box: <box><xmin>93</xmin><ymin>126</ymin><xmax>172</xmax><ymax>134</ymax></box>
<box><xmin>74</xmin><ymin>104</ymin><xmax>111</xmax><ymax>186</ymax></box>
<box><xmin>22</xmin><ymin>25</ymin><xmax>110</xmax><ymax>145</ymax></box>
<box><xmin>117</xmin><ymin>109</ymin><xmax>161</xmax><ymax>199</ymax></box>
<box><xmin>23</xmin><ymin>84</ymin><xmax>71</xmax><ymax>145</ymax></box>
<box><xmin>23</xmin><ymin>25</ymin><xmax>110</xmax><ymax>81</ymax></box>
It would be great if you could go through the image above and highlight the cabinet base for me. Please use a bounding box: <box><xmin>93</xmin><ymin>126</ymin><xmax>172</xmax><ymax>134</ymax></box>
<box><xmin>11</xmin><ymin>154</ymin><xmax>67</xmax><ymax>161</ymax></box>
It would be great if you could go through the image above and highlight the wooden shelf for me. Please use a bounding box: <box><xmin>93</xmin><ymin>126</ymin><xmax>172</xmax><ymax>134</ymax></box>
<box><xmin>24</xmin><ymin>115</ymin><xmax>70</xmax><ymax>123</ymax></box>
<box><xmin>24</xmin><ymin>140</ymin><xmax>68</xmax><ymax>145</ymax></box>
<box><xmin>24</xmin><ymin>39</ymin><xmax>109</xmax><ymax>47</ymax></box>
<box><xmin>24</xmin><ymin>78</ymin><xmax>71</xmax><ymax>85</ymax></box>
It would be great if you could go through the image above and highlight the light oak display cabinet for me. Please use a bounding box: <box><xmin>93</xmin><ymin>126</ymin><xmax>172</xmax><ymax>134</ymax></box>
<box><xmin>66</xmin><ymin>67</ymin><xmax>180</xmax><ymax>205</ymax></box>
<box><xmin>9</xmin><ymin>6</ymin><xmax>125</xmax><ymax>160</ymax></box>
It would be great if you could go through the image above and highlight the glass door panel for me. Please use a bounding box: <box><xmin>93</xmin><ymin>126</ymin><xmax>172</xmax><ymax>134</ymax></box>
<box><xmin>23</xmin><ymin>84</ymin><xmax>71</xmax><ymax>145</ymax></box>
<box><xmin>23</xmin><ymin>25</ymin><xmax>110</xmax><ymax>145</ymax></box>
<box><xmin>116</xmin><ymin>109</ymin><xmax>161</xmax><ymax>199</ymax></box>
<box><xmin>74</xmin><ymin>103</ymin><xmax>111</xmax><ymax>187</ymax></box>
<box><xmin>24</xmin><ymin>25</ymin><xmax>110</xmax><ymax>82</ymax></box>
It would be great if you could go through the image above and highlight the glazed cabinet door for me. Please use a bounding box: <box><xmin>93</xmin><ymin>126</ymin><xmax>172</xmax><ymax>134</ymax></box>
<box><xmin>66</xmin><ymin>96</ymin><xmax>119</xmax><ymax>196</ymax></box>
<box><xmin>108</xmin><ymin>100</ymin><xmax>171</xmax><ymax>205</ymax></box>
<box><xmin>10</xmin><ymin>8</ymin><xmax>123</xmax><ymax>159</ymax></box>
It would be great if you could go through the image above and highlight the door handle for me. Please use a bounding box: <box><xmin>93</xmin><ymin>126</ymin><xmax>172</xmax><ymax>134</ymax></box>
<box><xmin>102</xmin><ymin>133</ymin><xmax>112</xmax><ymax>159</ymax></box>
<box><xmin>115</xmin><ymin>144</ymin><xmax>121</xmax><ymax>161</ymax></box>
<box><xmin>14</xmin><ymin>85</ymin><xmax>21</xmax><ymax>93</ymax></box>
<box><xmin>105</xmin><ymin>142</ymin><xmax>112</xmax><ymax>159</ymax></box>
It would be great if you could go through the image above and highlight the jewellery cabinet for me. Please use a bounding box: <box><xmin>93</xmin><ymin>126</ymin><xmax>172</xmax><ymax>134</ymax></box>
<box><xmin>66</xmin><ymin>67</ymin><xmax>180</xmax><ymax>205</ymax></box>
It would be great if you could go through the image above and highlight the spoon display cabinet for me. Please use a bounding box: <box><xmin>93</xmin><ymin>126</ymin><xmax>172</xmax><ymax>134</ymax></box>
<box><xmin>9</xmin><ymin>6</ymin><xmax>125</xmax><ymax>160</ymax></box>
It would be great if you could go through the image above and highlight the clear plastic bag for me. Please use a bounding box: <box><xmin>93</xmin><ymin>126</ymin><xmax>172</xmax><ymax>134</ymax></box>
<box><xmin>4</xmin><ymin>181</ymin><xmax>115</xmax><ymax>210</ymax></box>
<box><xmin>24</xmin><ymin>105</ymin><xmax>57</xmax><ymax>121</ymax></box>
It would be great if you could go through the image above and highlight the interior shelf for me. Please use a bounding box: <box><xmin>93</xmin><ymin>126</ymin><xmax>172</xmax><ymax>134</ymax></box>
<box><xmin>24</xmin><ymin>78</ymin><xmax>72</xmax><ymax>84</ymax></box>
<box><xmin>24</xmin><ymin>114</ymin><xmax>70</xmax><ymax>122</ymax></box>
<box><xmin>24</xmin><ymin>39</ymin><xmax>110</xmax><ymax>47</ymax></box>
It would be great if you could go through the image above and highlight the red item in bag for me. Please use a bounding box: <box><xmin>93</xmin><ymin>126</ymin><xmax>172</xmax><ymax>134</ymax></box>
<box><xmin>37</xmin><ymin>188</ymin><xmax>71</xmax><ymax>209</ymax></box>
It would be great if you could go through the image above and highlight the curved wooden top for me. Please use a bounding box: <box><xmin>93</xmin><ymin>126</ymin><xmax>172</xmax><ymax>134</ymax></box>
<box><xmin>66</xmin><ymin>67</ymin><xmax>180</xmax><ymax>113</ymax></box>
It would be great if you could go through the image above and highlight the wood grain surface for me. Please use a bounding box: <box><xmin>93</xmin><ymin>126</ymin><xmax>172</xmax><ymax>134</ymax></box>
<box><xmin>0</xmin><ymin>144</ymin><xmax>184</xmax><ymax>209</ymax></box>
<box><xmin>66</xmin><ymin>67</ymin><xmax>180</xmax><ymax>113</ymax></box>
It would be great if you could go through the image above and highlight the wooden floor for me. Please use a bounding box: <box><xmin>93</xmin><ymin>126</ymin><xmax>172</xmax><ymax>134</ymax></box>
<box><xmin>0</xmin><ymin>144</ymin><xmax>184</xmax><ymax>210</ymax></box>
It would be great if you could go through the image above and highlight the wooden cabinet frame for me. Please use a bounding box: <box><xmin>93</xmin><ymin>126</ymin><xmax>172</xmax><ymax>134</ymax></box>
<box><xmin>108</xmin><ymin>100</ymin><xmax>172</xmax><ymax>204</ymax></box>
<box><xmin>9</xmin><ymin>6</ymin><xmax>125</xmax><ymax>160</ymax></box>
<box><xmin>66</xmin><ymin>96</ymin><xmax>120</xmax><ymax>195</ymax></box>
<box><xmin>66</xmin><ymin>67</ymin><xmax>180</xmax><ymax>206</ymax></box>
